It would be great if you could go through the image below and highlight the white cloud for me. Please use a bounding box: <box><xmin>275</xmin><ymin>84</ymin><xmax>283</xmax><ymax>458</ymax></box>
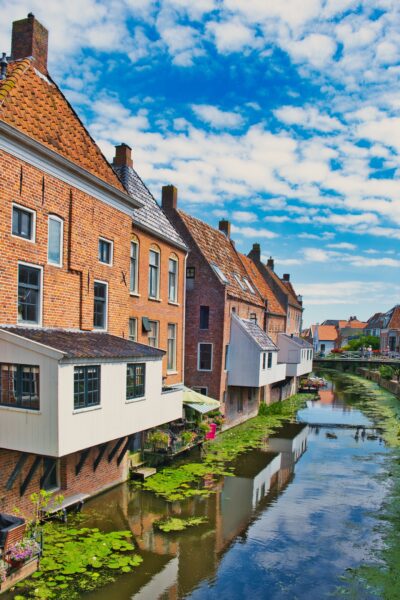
<box><xmin>275</xmin><ymin>105</ymin><xmax>343</xmax><ymax>132</ymax></box>
<box><xmin>327</xmin><ymin>242</ymin><xmax>356</xmax><ymax>250</ymax></box>
<box><xmin>191</xmin><ymin>104</ymin><xmax>244</xmax><ymax>128</ymax></box>
<box><xmin>231</xmin><ymin>224</ymin><xmax>277</xmax><ymax>239</ymax></box>
<box><xmin>207</xmin><ymin>19</ymin><xmax>256</xmax><ymax>53</ymax></box>
<box><xmin>232</xmin><ymin>210</ymin><xmax>257</xmax><ymax>223</ymax></box>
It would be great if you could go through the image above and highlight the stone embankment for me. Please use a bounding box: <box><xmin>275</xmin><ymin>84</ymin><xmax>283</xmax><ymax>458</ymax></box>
<box><xmin>357</xmin><ymin>367</ymin><xmax>400</xmax><ymax>397</ymax></box>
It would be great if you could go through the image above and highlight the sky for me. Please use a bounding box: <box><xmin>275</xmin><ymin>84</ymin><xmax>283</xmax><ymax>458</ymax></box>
<box><xmin>1</xmin><ymin>1</ymin><xmax>399</xmax><ymax>327</ymax></box>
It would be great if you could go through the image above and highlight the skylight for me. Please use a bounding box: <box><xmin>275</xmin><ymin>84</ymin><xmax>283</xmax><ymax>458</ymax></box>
<box><xmin>233</xmin><ymin>273</ymin><xmax>247</xmax><ymax>291</ymax></box>
<box><xmin>211</xmin><ymin>262</ymin><xmax>228</xmax><ymax>284</ymax></box>
<box><xmin>243</xmin><ymin>277</ymin><xmax>256</xmax><ymax>294</ymax></box>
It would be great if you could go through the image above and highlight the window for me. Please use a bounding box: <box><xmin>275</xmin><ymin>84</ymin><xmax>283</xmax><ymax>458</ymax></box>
<box><xmin>12</xmin><ymin>204</ymin><xmax>35</xmax><ymax>241</ymax></box>
<box><xmin>74</xmin><ymin>366</ymin><xmax>100</xmax><ymax>410</ymax></box>
<box><xmin>148</xmin><ymin>321</ymin><xmax>159</xmax><ymax>347</ymax></box>
<box><xmin>130</xmin><ymin>239</ymin><xmax>139</xmax><ymax>294</ymax></box>
<box><xmin>224</xmin><ymin>344</ymin><xmax>229</xmax><ymax>370</ymax></box>
<box><xmin>98</xmin><ymin>238</ymin><xmax>113</xmax><ymax>265</ymax></box>
<box><xmin>168</xmin><ymin>257</ymin><xmax>178</xmax><ymax>302</ymax></box>
<box><xmin>243</xmin><ymin>277</ymin><xmax>255</xmax><ymax>294</ymax></box>
<box><xmin>262</xmin><ymin>353</ymin><xmax>266</xmax><ymax>370</ymax></box>
<box><xmin>18</xmin><ymin>263</ymin><xmax>42</xmax><ymax>325</ymax></box>
<box><xmin>233</xmin><ymin>274</ymin><xmax>247</xmax><ymax>291</ymax></box>
<box><xmin>167</xmin><ymin>324</ymin><xmax>177</xmax><ymax>371</ymax></box>
<box><xmin>193</xmin><ymin>386</ymin><xmax>208</xmax><ymax>396</ymax></box>
<box><xmin>94</xmin><ymin>281</ymin><xmax>107</xmax><ymax>330</ymax></box>
<box><xmin>210</xmin><ymin>262</ymin><xmax>228</xmax><ymax>284</ymax></box>
<box><xmin>126</xmin><ymin>363</ymin><xmax>145</xmax><ymax>400</ymax></box>
<box><xmin>42</xmin><ymin>458</ymin><xmax>59</xmax><ymax>491</ymax></box>
<box><xmin>48</xmin><ymin>215</ymin><xmax>63</xmax><ymax>266</ymax></box>
<box><xmin>186</xmin><ymin>266</ymin><xmax>195</xmax><ymax>279</ymax></box>
<box><xmin>267</xmin><ymin>352</ymin><xmax>273</xmax><ymax>368</ymax></box>
<box><xmin>149</xmin><ymin>248</ymin><xmax>160</xmax><ymax>298</ymax></box>
<box><xmin>129</xmin><ymin>318</ymin><xmax>137</xmax><ymax>341</ymax></box>
<box><xmin>249</xmin><ymin>313</ymin><xmax>257</xmax><ymax>323</ymax></box>
<box><xmin>0</xmin><ymin>364</ymin><xmax>40</xmax><ymax>410</ymax></box>
<box><xmin>200</xmin><ymin>306</ymin><xmax>209</xmax><ymax>330</ymax></box>
<box><xmin>198</xmin><ymin>343</ymin><xmax>213</xmax><ymax>371</ymax></box>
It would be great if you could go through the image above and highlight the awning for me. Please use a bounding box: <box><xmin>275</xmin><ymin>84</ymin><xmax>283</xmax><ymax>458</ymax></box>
<box><xmin>182</xmin><ymin>386</ymin><xmax>220</xmax><ymax>414</ymax></box>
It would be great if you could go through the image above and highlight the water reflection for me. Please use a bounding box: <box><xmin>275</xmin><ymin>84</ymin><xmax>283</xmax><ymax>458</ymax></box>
<box><xmin>83</xmin><ymin>375</ymin><xmax>389</xmax><ymax>600</ymax></box>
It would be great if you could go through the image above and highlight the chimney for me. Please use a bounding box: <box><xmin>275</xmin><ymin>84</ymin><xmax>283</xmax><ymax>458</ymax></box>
<box><xmin>219</xmin><ymin>219</ymin><xmax>231</xmax><ymax>238</ymax></box>
<box><xmin>297</xmin><ymin>294</ymin><xmax>303</xmax><ymax>306</ymax></box>
<box><xmin>283</xmin><ymin>274</ymin><xmax>290</xmax><ymax>282</ymax></box>
<box><xmin>162</xmin><ymin>185</ymin><xmax>178</xmax><ymax>212</ymax></box>
<box><xmin>11</xmin><ymin>13</ymin><xmax>49</xmax><ymax>74</ymax></box>
<box><xmin>267</xmin><ymin>256</ymin><xmax>274</xmax><ymax>271</ymax></box>
<box><xmin>113</xmin><ymin>144</ymin><xmax>133</xmax><ymax>168</ymax></box>
<box><xmin>248</xmin><ymin>243</ymin><xmax>261</xmax><ymax>263</ymax></box>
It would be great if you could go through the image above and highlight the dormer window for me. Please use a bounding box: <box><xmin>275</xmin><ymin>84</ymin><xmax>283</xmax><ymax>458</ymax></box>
<box><xmin>211</xmin><ymin>262</ymin><xmax>228</xmax><ymax>284</ymax></box>
<box><xmin>233</xmin><ymin>274</ymin><xmax>247</xmax><ymax>291</ymax></box>
<box><xmin>243</xmin><ymin>277</ymin><xmax>255</xmax><ymax>294</ymax></box>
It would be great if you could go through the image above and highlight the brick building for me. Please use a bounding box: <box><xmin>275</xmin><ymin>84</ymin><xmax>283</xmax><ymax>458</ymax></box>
<box><xmin>0</xmin><ymin>15</ymin><xmax>184</xmax><ymax>515</ymax></box>
<box><xmin>163</xmin><ymin>188</ymin><xmax>297</xmax><ymax>428</ymax></box>
<box><xmin>380</xmin><ymin>306</ymin><xmax>400</xmax><ymax>353</ymax></box>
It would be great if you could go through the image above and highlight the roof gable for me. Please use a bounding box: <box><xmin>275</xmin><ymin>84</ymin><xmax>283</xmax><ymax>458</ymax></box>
<box><xmin>239</xmin><ymin>254</ymin><xmax>285</xmax><ymax>316</ymax></box>
<box><xmin>317</xmin><ymin>325</ymin><xmax>337</xmax><ymax>341</ymax></box>
<box><xmin>265</xmin><ymin>265</ymin><xmax>302</xmax><ymax>309</ymax></box>
<box><xmin>0</xmin><ymin>59</ymin><xmax>125</xmax><ymax>191</ymax></box>
<box><xmin>178</xmin><ymin>210</ymin><xmax>264</xmax><ymax>306</ymax></box>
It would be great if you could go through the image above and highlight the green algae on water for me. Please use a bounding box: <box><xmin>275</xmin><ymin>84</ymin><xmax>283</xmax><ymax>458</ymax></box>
<box><xmin>154</xmin><ymin>516</ymin><xmax>208</xmax><ymax>532</ymax></box>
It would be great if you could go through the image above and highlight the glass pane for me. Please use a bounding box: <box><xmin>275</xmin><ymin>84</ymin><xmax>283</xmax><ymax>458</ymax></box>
<box><xmin>18</xmin><ymin>265</ymin><xmax>40</xmax><ymax>324</ymax></box>
<box><xmin>48</xmin><ymin>218</ymin><xmax>62</xmax><ymax>264</ymax></box>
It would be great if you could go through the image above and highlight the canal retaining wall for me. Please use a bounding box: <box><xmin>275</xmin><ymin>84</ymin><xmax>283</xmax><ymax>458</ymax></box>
<box><xmin>357</xmin><ymin>368</ymin><xmax>400</xmax><ymax>398</ymax></box>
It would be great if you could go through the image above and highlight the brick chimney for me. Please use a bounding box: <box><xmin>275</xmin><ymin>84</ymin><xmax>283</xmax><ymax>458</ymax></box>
<box><xmin>113</xmin><ymin>144</ymin><xmax>133</xmax><ymax>168</ymax></box>
<box><xmin>219</xmin><ymin>219</ymin><xmax>231</xmax><ymax>238</ymax></box>
<box><xmin>162</xmin><ymin>185</ymin><xmax>178</xmax><ymax>212</ymax></box>
<box><xmin>248</xmin><ymin>243</ymin><xmax>261</xmax><ymax>263</ymax></box>
<box><xmin>267</xmin><ymin>256</ymin><xmax>274</xmax><ymax>271</ymax></box>
<box><xmin>11</xmin><ymin>14</ymin><xmax>49</xmax><ymax>74</ymax></box>
<box><xmin>283</xmin><ymin>273</ymin><xmax>290</xmax><ymax>281</ymax></box>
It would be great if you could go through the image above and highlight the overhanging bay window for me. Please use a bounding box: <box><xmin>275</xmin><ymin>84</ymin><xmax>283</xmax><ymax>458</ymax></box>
<box><xmin>74</xmin><ymin>366</ymin><xmax>100</xmax><ymax>410</ymax></box>
<box><xmin>127</xmin><ymin>363</ymin><xmax>145</xmax><ymax>400</ymax></box>
<box><xmin>0</xmin><ymin>364</ymin><xmax>40</xmax><ymax>410</ymax></box>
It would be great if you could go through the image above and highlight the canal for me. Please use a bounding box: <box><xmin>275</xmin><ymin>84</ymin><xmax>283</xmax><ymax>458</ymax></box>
<box><xmin>70</xmin><ymin>370</ymin><xmax>398</xmax><ymax>600</ymax></box>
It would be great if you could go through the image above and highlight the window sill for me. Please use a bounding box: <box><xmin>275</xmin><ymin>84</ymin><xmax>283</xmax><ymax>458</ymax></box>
<box><xmin>47</xmin><ymin>262</ymin><xmax>63</xmax><ymax>268</ymax></box>
<box><xmin>197</xmin><ymin>369</ymin><xmax>212</xmax><ymax>372</ymax></box>
<box><xmin>168</xmin><ymin>301</ymin><xmax>180</xmax><ymax>306</ymax></box>
<box><xmin>16</xmin><ymin>322</ymin><xmax>42</xmax><ymax>328</ymax></box>
<box><xmin>148</xmin><ymin>297</ymin><xmax>162</xmax><ymax>303</ymax></box>
<box><xmin>130</xmin><ymin>292</ymin><xmax>140</xmax><ymax>297</ymax></box>
<box><xmin>98</xmin><ymin>261</ymin><xmax>113</xmax><ymax>267</ymax></box>
<box><xmin>166</xmin><ymin>370</ymin><xmax>178</xmax><ymax>375</ymax></box>
<box><xmin>11</xmin><ymin>233</ymin><xmax>36</xmax><ymax>244</ymax></box>
<box><xmin>73</xmin><ymin>405</ymin><xmax>102</xmax><ymax>415</ymax></box>
<box><xmin>125</xmin><ymin>396</ymin><xmax>146</xmax><ymax>404</ymax></box>
<box><xmin>0</xmin><ymin>405</ymin><xmax>41</xmax><ymax>414</ymax></box>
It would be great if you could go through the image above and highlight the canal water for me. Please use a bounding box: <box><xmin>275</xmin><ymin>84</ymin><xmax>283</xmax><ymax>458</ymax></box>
<box><xmin>81</xmin><ymin>373</ymin><xmax>393</xmax><ymax>599</ymax></box>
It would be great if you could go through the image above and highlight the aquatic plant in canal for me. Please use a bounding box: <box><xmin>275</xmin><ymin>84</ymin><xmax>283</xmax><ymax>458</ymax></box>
<box><xmin>154</xmin><ymin>516</ymin><xmax>208</xmax><ymax>532</ymax></box>
<box><xmin>139</xmin><ymin>394</ymin><xmax>312</xmax><ymax>501</ymax></box>
<box><xmin>11</xmin><ymin>524</ymin><xmax>142</xmax><ymax>599</ymax></box>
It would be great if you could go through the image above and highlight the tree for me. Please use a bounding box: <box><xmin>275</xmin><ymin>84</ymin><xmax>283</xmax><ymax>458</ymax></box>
<box><xmin>347</xmin><ymin>335</ymin><xmax>380</xmax><ymax>351</ymax></box>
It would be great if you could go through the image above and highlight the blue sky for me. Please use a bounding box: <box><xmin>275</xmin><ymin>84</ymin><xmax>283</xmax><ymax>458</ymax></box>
<box><xmin>1</xmin><ymin>1</ymin><xmax>400</xmax><ymax>326</ymax></box>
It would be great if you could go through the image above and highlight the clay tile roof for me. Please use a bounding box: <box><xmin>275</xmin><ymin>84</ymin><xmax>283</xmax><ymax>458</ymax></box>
<box><xmin>0</xmin><ymin>59</ymin><xmax>125</xmax><ymax>191</ymax></box>
<box><xmin>239</xmin><ymin>254</ymin><xmax>285</xmax><ymax>316</ymax></box>
<box><xmin>178</xmin><ymin>210</ymin><xmax>264</xmax><ymax>306</ymax></box>
<box><xmin>317</xmin><ymin>325</ymin><xmax>338</xmax><ymax>341</ymax></box>
<box><xmin>387</xmin><ymin>306</ymin><xmax>400</xmax><ymax>329</ymax></box>
<box><xmin>113</xmin><ymin>164</ymin><xmax>186</xmax><ymax>250</ymax></box>
<box><xmin>366</xmin><ymin>312</ymin><xmax>384</xmax><ymax>328</ymax></box>
<box><xmin>265</xmin><ymin>266</ymin><xmax>302</xmax><ymax>309</ymax></box>
<box><xmin>2</xmin><ymin>327</ymin><xmax>165</xmax><ymax>359</ymax></box>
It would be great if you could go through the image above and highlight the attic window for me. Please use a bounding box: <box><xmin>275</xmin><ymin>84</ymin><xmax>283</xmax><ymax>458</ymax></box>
<box><xmin>211</xmin><ymin>262</ymin><xmax>228</xmax><ymax>284</ymax></box>
<box><xmin>233</xmin><ymin>274</ymin><xmax>247</xmax><ymax>291</ymax></box>
<box><xmin>243</xmin><ymin>277</ymin><xmax>255</xmax><ymax>294</ymax></box>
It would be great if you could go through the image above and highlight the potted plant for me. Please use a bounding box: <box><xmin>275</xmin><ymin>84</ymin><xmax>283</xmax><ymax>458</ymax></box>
<box><xmin>6</xmin><ymin>538</ymin><xmax>40</xmax><ymax>568</ymax></box>
<box><xmin>198</xmin><ymin>421</ymin><xmax>210</xmax><ymax>437</ymax></box>
<box><xmin>181</xmin><ymin>431</ymin><xmax>194</xmax><ymax>446</ymax></box>
<box><xmin>0</xmin><ymin>561</ymin><xmax>7</xmax><ymax>584</ymax></box>
<box><xmin>147</xmin><ymin>430</ymin><xmax>169</xmax><ymax>451</ymax></box>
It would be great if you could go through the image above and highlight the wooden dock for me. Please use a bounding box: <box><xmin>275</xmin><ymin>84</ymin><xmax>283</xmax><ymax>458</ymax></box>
<box><xmin>131</xmin><ymin>467</ymin><xmax>156</xmax><ymax>480</ymax></box>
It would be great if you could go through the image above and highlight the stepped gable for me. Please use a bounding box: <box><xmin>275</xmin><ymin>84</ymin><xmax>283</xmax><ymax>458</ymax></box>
<box><xmin>113</xmin><ymin>163</ymin><xmax>186</xmax><ymax>250</ymax></box>
<box><xmin>178</xmin><ymin>210</ymin><xmax>264</xmax><ymax>306</ymax></box>
<box><xmin>0</xmin><ymin>58</ymin><xmax>125</xmax><ymax>191</ymax></box>
<box><xmin>239</xmin><ymin>253</ymin><xmax>286</xmax><ymax>316</ymax></box>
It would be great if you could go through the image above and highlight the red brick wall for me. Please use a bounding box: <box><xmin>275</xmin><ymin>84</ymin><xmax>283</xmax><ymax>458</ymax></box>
<box><xmin>128</xmin><ymin>229</ymin><xmax>186</xmax><ymax>385</ymax></box>
<box><xmin>266</xmin><ymin>315</ymin><xmax>286</xmax><ymax>343</ymax></box>
<box><xmin>0</xmin><ymin>444</ymin><xmax>128</xmax><ymax>517</ymax></box>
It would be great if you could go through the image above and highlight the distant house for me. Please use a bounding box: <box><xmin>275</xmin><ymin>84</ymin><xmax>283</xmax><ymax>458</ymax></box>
<box><xmin>364</xmin><ymin>312</ymin><xmax>385</xmax><ymax>338</ymax></box>
<box><xmin>380</xmin><ymin>306</ymin><xmax>400</xmax><ymax>353</ymax></box>
<box><xmin>313</xmin><ymin>325</ymin><xmax>337</xmax><ymax>355</ymax></box>
<box><xmin>335</xmin><ymin>317</ymin><xmax>367</xmax><ymax>348</ymax></box>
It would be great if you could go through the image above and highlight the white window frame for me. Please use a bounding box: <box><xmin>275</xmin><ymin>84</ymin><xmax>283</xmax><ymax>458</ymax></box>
<box><xmin>149</xmin><ymin>248</ymin><xmax>160</xmax><ymax>300</ymax></box>
<box><xmin>130</xmin><ymin>240</ymin><xmax>139</xmax><ymax>295</ymax></box>
<box><xmin>148</xmin><ymin>320</ymin><xmax>159</xmax><ymax>347</ymax></box>
<box><xmin>197</xmin><ymin>342</ymin><xmax>213</xmax><ymax>372</ymax></box>
<box><xmin>93</xmin><ymin>279</ymin><xmax>108</xmax><ymax>331</ymax></box>
<box><xmin>17</xmin><ymin>261</ymin><xmax>43</xmax><ymax>327</ymax></box>
<box><xmin>233</xmin><ymin>273</ymin><xmax>247</xmax><ymax>291</ymax></box>
<box><xmin>98</xmin><ymin>237</ymin><xmax>113</xmax><ymax>266</ymax></box>
<box><xmin>47</xmin><ymin>214</ymin><xmax>64</xmax><ymax>267</ymax></box>
<box><xmin>243</xmin><ymin>277</ymin><xmax>255</xmax><ymax>294</ymax></box>
<box><xmin>193</xmin><ymin>386</ymin><xmax>208</xmax><ymax>396</ymax></box>
<box><xmin>129</xmin><ymin>317</ymin><xmax>137</xmax><ymax>341</ymax></box>
<box><xmin>168</xmin><ymin>256</ymin><xmax>178</xmax><ymax>303</ymax></box>
<box><xmin>167</xmin><ymin>323</ymin><xmax>177</xmax><ymax>372</ymax></box>
<box><xmin>12</xmin><ymin>203</ymin><xmax>36</xmax><ymax>243</ymax></box>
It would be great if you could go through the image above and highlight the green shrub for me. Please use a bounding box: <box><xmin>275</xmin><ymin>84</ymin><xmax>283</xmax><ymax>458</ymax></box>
<box><xmin>379</xmin><ymin>365</ymin><xmax>394</xmax><ymax>380</ymax></box>
<box><xmin>258</xmin><ymin>402</ymin><xmax>269</xmax><ymax>416</ymax></box>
